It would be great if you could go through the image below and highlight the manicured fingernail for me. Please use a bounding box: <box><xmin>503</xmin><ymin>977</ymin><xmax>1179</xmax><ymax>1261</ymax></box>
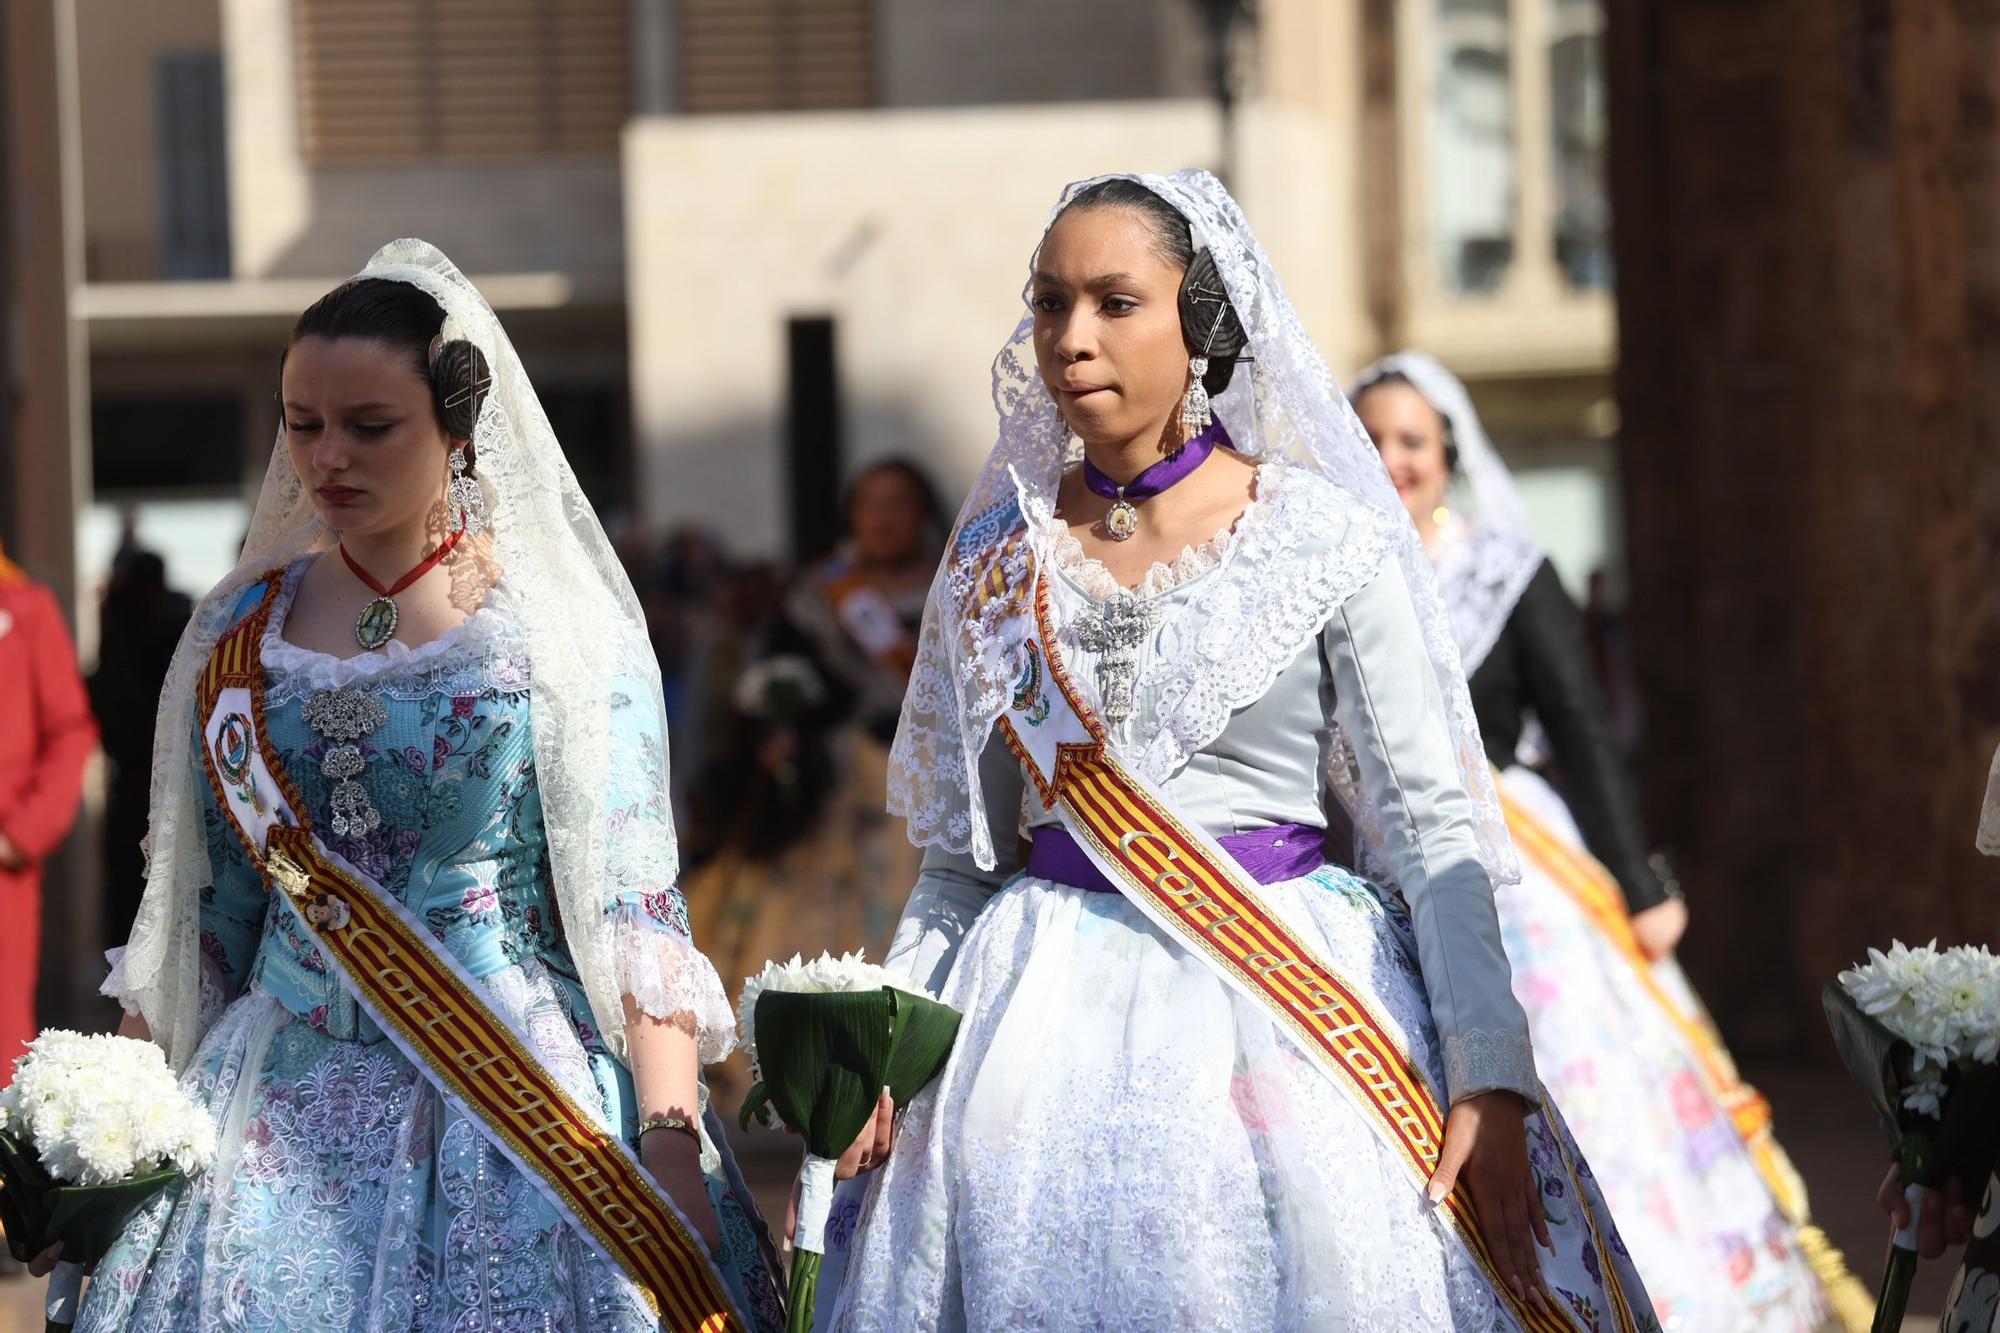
<box><xmin>1425</xmin><ymin>1179</ymin><xmax>1448</xmax><ymax>1205</ymax></box>
<box><xmin>1530</xmin><ymin>1287</ymin><xmax>1551</xmax><ymax>1316</ymax></box>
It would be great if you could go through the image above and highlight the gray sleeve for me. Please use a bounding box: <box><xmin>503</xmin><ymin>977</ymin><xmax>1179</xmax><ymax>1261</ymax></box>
<box><xmin>882</xmin><ymin>727</ymin><xmax>1026</xmax><ymax>996</ymax></box>
<box><xmin>1325</xmin><ymin>561</ymin><xmax>1540</xmax><ymax>1105</ymax></box>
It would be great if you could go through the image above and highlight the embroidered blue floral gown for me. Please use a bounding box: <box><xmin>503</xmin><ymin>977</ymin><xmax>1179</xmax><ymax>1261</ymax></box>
<box><xmin>83</xmin><ymin>561</ymin><xmax>785</xmax><ymax>1332</ymax></box>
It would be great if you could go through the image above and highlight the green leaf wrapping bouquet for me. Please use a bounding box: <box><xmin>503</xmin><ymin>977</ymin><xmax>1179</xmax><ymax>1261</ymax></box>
<box><xmin>0</xmin><ymin>1031</ymin><xmax>216</xmax><ymax>1331</ymax></box>
<box><xmin>1824</xmin><ymin>941</ymin><xmax>2000</xmax><ymax>1333</ymax></box>
<box><xmin>736</xmin><ymin>952</ymin><xmax>960</xmax><ymax>1333</ymax></box>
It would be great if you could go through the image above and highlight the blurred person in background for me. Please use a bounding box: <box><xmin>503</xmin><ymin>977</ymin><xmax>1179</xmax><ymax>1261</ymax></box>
<box><xmin>0</xmin><ymin>537</ymin><xmax>97</xmax><ymax>1282</ymax></box>
<box><xmin>1355</xmin><ymin>351</ymin><xmax>1859</xmax><ymax>1330</ymax></box>
<box><xmin>675</xmin><ymin>654</ymin><xmax>838</xmax><ymax>1102</ymax></box>
<box><xmin>679</xmin><ymin>462</ymin><xmax>942</xmax><ymax>1095</ymax></box>
<box><xmin>0</xmin><ymin>538</ymin><xmax>92</xmax><ymax>1277</ymax></box>
<box><xmin>88</xmin><ymin>547</ymin><xmax>193</xmax><ymax>950</ymax></box>
<box><xmin>0</xmin><ymin>538</ymin><xmax>98</xmax><ymax>1088</ymax></box>
<box><xmin>676</xmin><ymin>556</ymin><xmax>788</xmax><ymax>839</ymax></box>
<box><xmin>782</xmin><ymin>458</ymin><xmax>943</xmax><ymax>745</ymax></box>
<box><xmin>646</xmin><ymin>524</ymin><xmax>729</xmax><ymax>778</ymax></box>
<box><xmin>1580</xmin><ymin>568</ymin><xmax>1644</xmax><ymax>757</ymax></box>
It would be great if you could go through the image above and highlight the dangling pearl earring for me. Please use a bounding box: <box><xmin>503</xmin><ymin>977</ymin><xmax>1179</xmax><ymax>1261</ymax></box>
<box><xmin>447</xmin><ymin>446</ymin><xmax>487</xmax><ymax>537</ymax></box>
<box><xmin>1181</xmin><ymin>356</ymin><xmax>1213</xmax><ymax>432</ymax></box>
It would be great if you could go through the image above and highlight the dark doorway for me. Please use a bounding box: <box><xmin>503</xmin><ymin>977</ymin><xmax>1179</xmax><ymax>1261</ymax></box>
<box><xmin>785</xmin><ymin>316</ymin><xmax>843</xmax><ymax>561</ymax></box>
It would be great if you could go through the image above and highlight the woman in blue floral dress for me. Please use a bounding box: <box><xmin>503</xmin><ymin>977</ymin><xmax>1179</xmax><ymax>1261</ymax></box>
<box><xmin>64</xmin><ymin>242</ymin><xmax>784</xmax><ymax>1330</ymax></box>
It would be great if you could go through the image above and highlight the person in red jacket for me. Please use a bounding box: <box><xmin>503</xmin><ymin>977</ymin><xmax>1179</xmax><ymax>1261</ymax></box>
<box><xmin>0</xmin><ymin>539</ymin><xmax>98</xmax><ymax>1085</ymax></box>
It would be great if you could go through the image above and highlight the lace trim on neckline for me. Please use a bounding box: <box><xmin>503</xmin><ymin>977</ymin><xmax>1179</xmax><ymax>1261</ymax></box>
<box><xmin>260</xmin><ymin>557</ymin><xmax>529</xmax><ymax>701</ymax></box>
<box><xmin>1032</xmin><ymin>462</ymin><xmax>1278</xmax><ymax>602</ymax></box>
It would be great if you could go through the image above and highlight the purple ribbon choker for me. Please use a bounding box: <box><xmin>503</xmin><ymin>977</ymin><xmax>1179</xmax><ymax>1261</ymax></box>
<box><xmin>1082</xmin><ymin>417</ymin><xmax>1234</xmax><ymax>501</ymax></box>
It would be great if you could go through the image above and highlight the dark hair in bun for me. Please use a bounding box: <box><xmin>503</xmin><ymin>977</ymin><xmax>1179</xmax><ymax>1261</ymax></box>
<box><xmin>427</xmin><ymin>336</ymin><xmax>490</xmax><ymax>460</ymax></box>
<box><xmin>1061</xmin><ymin>178</ymin><xmax>1250</xmax><ymax>397</ymax></box>
<box><xmin>285</xmin><ymin>276</ymin><xmax>492</xmax><ymax>470</ymax></box>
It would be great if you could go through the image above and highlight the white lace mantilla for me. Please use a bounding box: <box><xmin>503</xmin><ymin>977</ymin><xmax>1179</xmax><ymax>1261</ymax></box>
<box><xmin>260</xmin><ymin>559</ymin><xmax>533</xmax><ymax>706</ymax></box>
<box><xmin>1429</xmin><ymin>518</ymin><xmax>1545</xmax><ymax>678</ymax></box>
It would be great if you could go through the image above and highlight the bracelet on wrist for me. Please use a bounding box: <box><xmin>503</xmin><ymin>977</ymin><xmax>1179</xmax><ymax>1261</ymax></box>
<box><xmin>637</xmin><ymin>1113</ymin><xmax>701</xmax><ymax>1148</ymax></box>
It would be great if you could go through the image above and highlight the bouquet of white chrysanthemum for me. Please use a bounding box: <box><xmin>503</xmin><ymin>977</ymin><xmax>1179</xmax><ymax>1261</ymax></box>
<box><xmin>0</xmin><ymin>1031</ymin><xmax>216</xmax><ymax>1331</ymax></box>
<box><xmin>1826</xmin><ymin>941</ymin><xmax>2000</xmax><ymax>1332</ymax></box>
<box><xmin>736</xmin><ymin>951</ymin><xmax>960</xmax><ymax>1333</ymax></box>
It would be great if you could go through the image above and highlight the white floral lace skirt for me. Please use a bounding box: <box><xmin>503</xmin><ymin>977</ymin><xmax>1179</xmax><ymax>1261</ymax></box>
<box><xmin>76</xmin><ymin>963</ymin><xmax>785</xmax><ymax>1332</ymax></box>
<box><xmin>818</xmin><ymin>865</ymin><xmax>1651</xmax><ymax>1332</ymax></box>
<box><xmin>1496</xmin><ymin>767</ymin><xmax>1823</xmax><ymax>1332</ymax></box>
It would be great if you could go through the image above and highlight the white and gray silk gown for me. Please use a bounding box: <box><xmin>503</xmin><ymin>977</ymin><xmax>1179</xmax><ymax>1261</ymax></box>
<box><xmin>818</xmin><ymin>465</ymin><xmax>1652</xmax><ymax>1331</ymax></box>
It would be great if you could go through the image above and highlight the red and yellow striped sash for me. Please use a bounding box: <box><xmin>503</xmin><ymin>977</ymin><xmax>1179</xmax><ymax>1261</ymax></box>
<box><xmin>1010</xmin><ymin>573</ymin><xmax>1635</xmax><ymax>1333</ymax></box>
<box><xmin>264</xmin><ymin>829</ymin><xmax>743</xmax><ymax>1332</ymax></box>
<box><xmin>1500</xmin><ymin>783</ymin><xmax>1873</xmax><ymax>1324</ymax></box>
<box><xmin>1499</xmin><ymin>788</ymin><xmax>1792</xmax><ymax>1190</ymax></box>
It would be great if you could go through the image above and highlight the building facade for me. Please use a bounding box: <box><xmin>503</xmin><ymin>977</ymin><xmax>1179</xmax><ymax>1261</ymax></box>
<box><xmin>624</xmin><ymin>0</ymin><xmax>1623</xmax><ymax>582</ymax></box>
<box><xmin>26</xmin><ymin>0</ymin><xmax>1620</xmax><ymax>615</ymax></box>
<box><xmin>8</xmin><ymin>0</ymin><xmax>1619</xmax><ymax>1022</ymax></box>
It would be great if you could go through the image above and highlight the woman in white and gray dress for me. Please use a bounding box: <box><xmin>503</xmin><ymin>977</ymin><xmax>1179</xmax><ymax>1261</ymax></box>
<box><xmin>811</xmin><ymin>172</ymin><xmax>1654</xmax><ymax>1331</ymax></box>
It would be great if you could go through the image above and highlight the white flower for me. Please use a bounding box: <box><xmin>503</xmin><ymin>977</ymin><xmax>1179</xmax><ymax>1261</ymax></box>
<box><xmin>735</xmin><ymin>950</ymin><xmax>935</xmax><ymax>1064</ymax></box>
<box><xmin>1902</xmin><ymin>1072</ymin><xmax>1947</xmax><ymax>1119</ymax></box>
<box><xmin>1841</xmin><ymin>940</ymin><xmax>2000</xmax><ymax>1116</ymax></box>
<box><xmin>0</xmin><ymin>1031</ymin><xmax>215</xmax><ymax>1186</ymax></box>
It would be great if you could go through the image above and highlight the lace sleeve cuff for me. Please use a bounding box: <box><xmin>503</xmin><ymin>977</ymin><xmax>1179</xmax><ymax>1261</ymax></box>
<box><xmin>609</xmin><ymin>904</ymin><xmax>738</xmax><ymax>1065</ymax></box>
<box><xmin>1441</xmin><ymin>1027</ymin><xmax>1542</xmax><ymax>1106</ymax></box>
<box><xmin>100</xmin><ymin>946</ymin><xmax>140</xmax><ymax>1016</ymax></box>
<box><xmin>103</xmin><ymin>944</ymin><xmax>233</xmax><ymax>1034</ymax></box>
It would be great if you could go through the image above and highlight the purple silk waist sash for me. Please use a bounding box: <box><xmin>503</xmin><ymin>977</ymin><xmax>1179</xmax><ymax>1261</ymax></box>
<box><xmin>1025</xmin><ymin>821</ymin><xmax>1330</xmax><ymax>893</ymax></box>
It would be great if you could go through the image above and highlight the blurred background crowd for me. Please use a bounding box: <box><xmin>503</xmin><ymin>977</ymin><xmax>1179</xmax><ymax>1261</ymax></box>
<box><xmin>4</xmin><ymin>0</ymin><xmax>1999</xmax><ymax>1320</ymax></box>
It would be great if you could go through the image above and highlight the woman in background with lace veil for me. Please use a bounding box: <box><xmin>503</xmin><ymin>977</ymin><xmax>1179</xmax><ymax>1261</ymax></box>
<box><xmin>56</xmin><ymin>241</ymin><xmax>783</xmax><ymax>1331</ymax></box>
<box><xmin>1352</xmin><ymin>351</ymin><xmax>1861</xmax><ymax>1331</ymax></box>
<box><xmin>678</xmin><ymin>458</ymin><xmax>943</xmax><ymax>1097</ymax></box>
<box><xmin>812</xmin><ymin>172</ymin><xmax>1654</xmax><ymax>1330</ymax></box>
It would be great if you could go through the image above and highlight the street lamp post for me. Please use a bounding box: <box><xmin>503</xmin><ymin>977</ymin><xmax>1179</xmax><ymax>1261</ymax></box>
<box><xmin>1192</xmin><ymin>0</ymin><xmax>1255</xmax><ymax>188</ymax></box>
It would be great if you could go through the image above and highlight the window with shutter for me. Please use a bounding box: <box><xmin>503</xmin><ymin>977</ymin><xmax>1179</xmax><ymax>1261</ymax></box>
<box><xmin>294</xmin><ymin>0</ymin><xmax>629</xmax><ymax>164</ymax></box>
<box><xmin>156</xmin><ymin>52</ymin><xmax>230</xmax><ymax>279</ymax></box>
<box><xmin>678</xmin><ymin>0</ymin><xmax>873</xmax><ymax>113</ymax></box>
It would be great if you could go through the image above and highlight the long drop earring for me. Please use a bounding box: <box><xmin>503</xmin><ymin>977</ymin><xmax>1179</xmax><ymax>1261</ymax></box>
<box><xmin>447</xmin><ymin>446</ymin><xmax>487</xmax><ymax>537</ymax></box>
<box><xmin>1181</xmin><ymin>356</ymin><xmax>1213</xmax><ymax>433</ymax></box>
<box><xmin>1181</xmin><ymin>291</ymin><xmax>1230</xmax><ymax>434</ymax></box>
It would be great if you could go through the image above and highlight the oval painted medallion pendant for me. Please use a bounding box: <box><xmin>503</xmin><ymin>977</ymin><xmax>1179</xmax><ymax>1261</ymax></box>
<box><xmin>355</xmin><ymin>596</ymin><xmax>400</xmax><ymax>651</ymax></box>
<box><xmin>1105</xmin><ymin>498</ymin><xmax>1140</xmax><ymax>542</ymax></box>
